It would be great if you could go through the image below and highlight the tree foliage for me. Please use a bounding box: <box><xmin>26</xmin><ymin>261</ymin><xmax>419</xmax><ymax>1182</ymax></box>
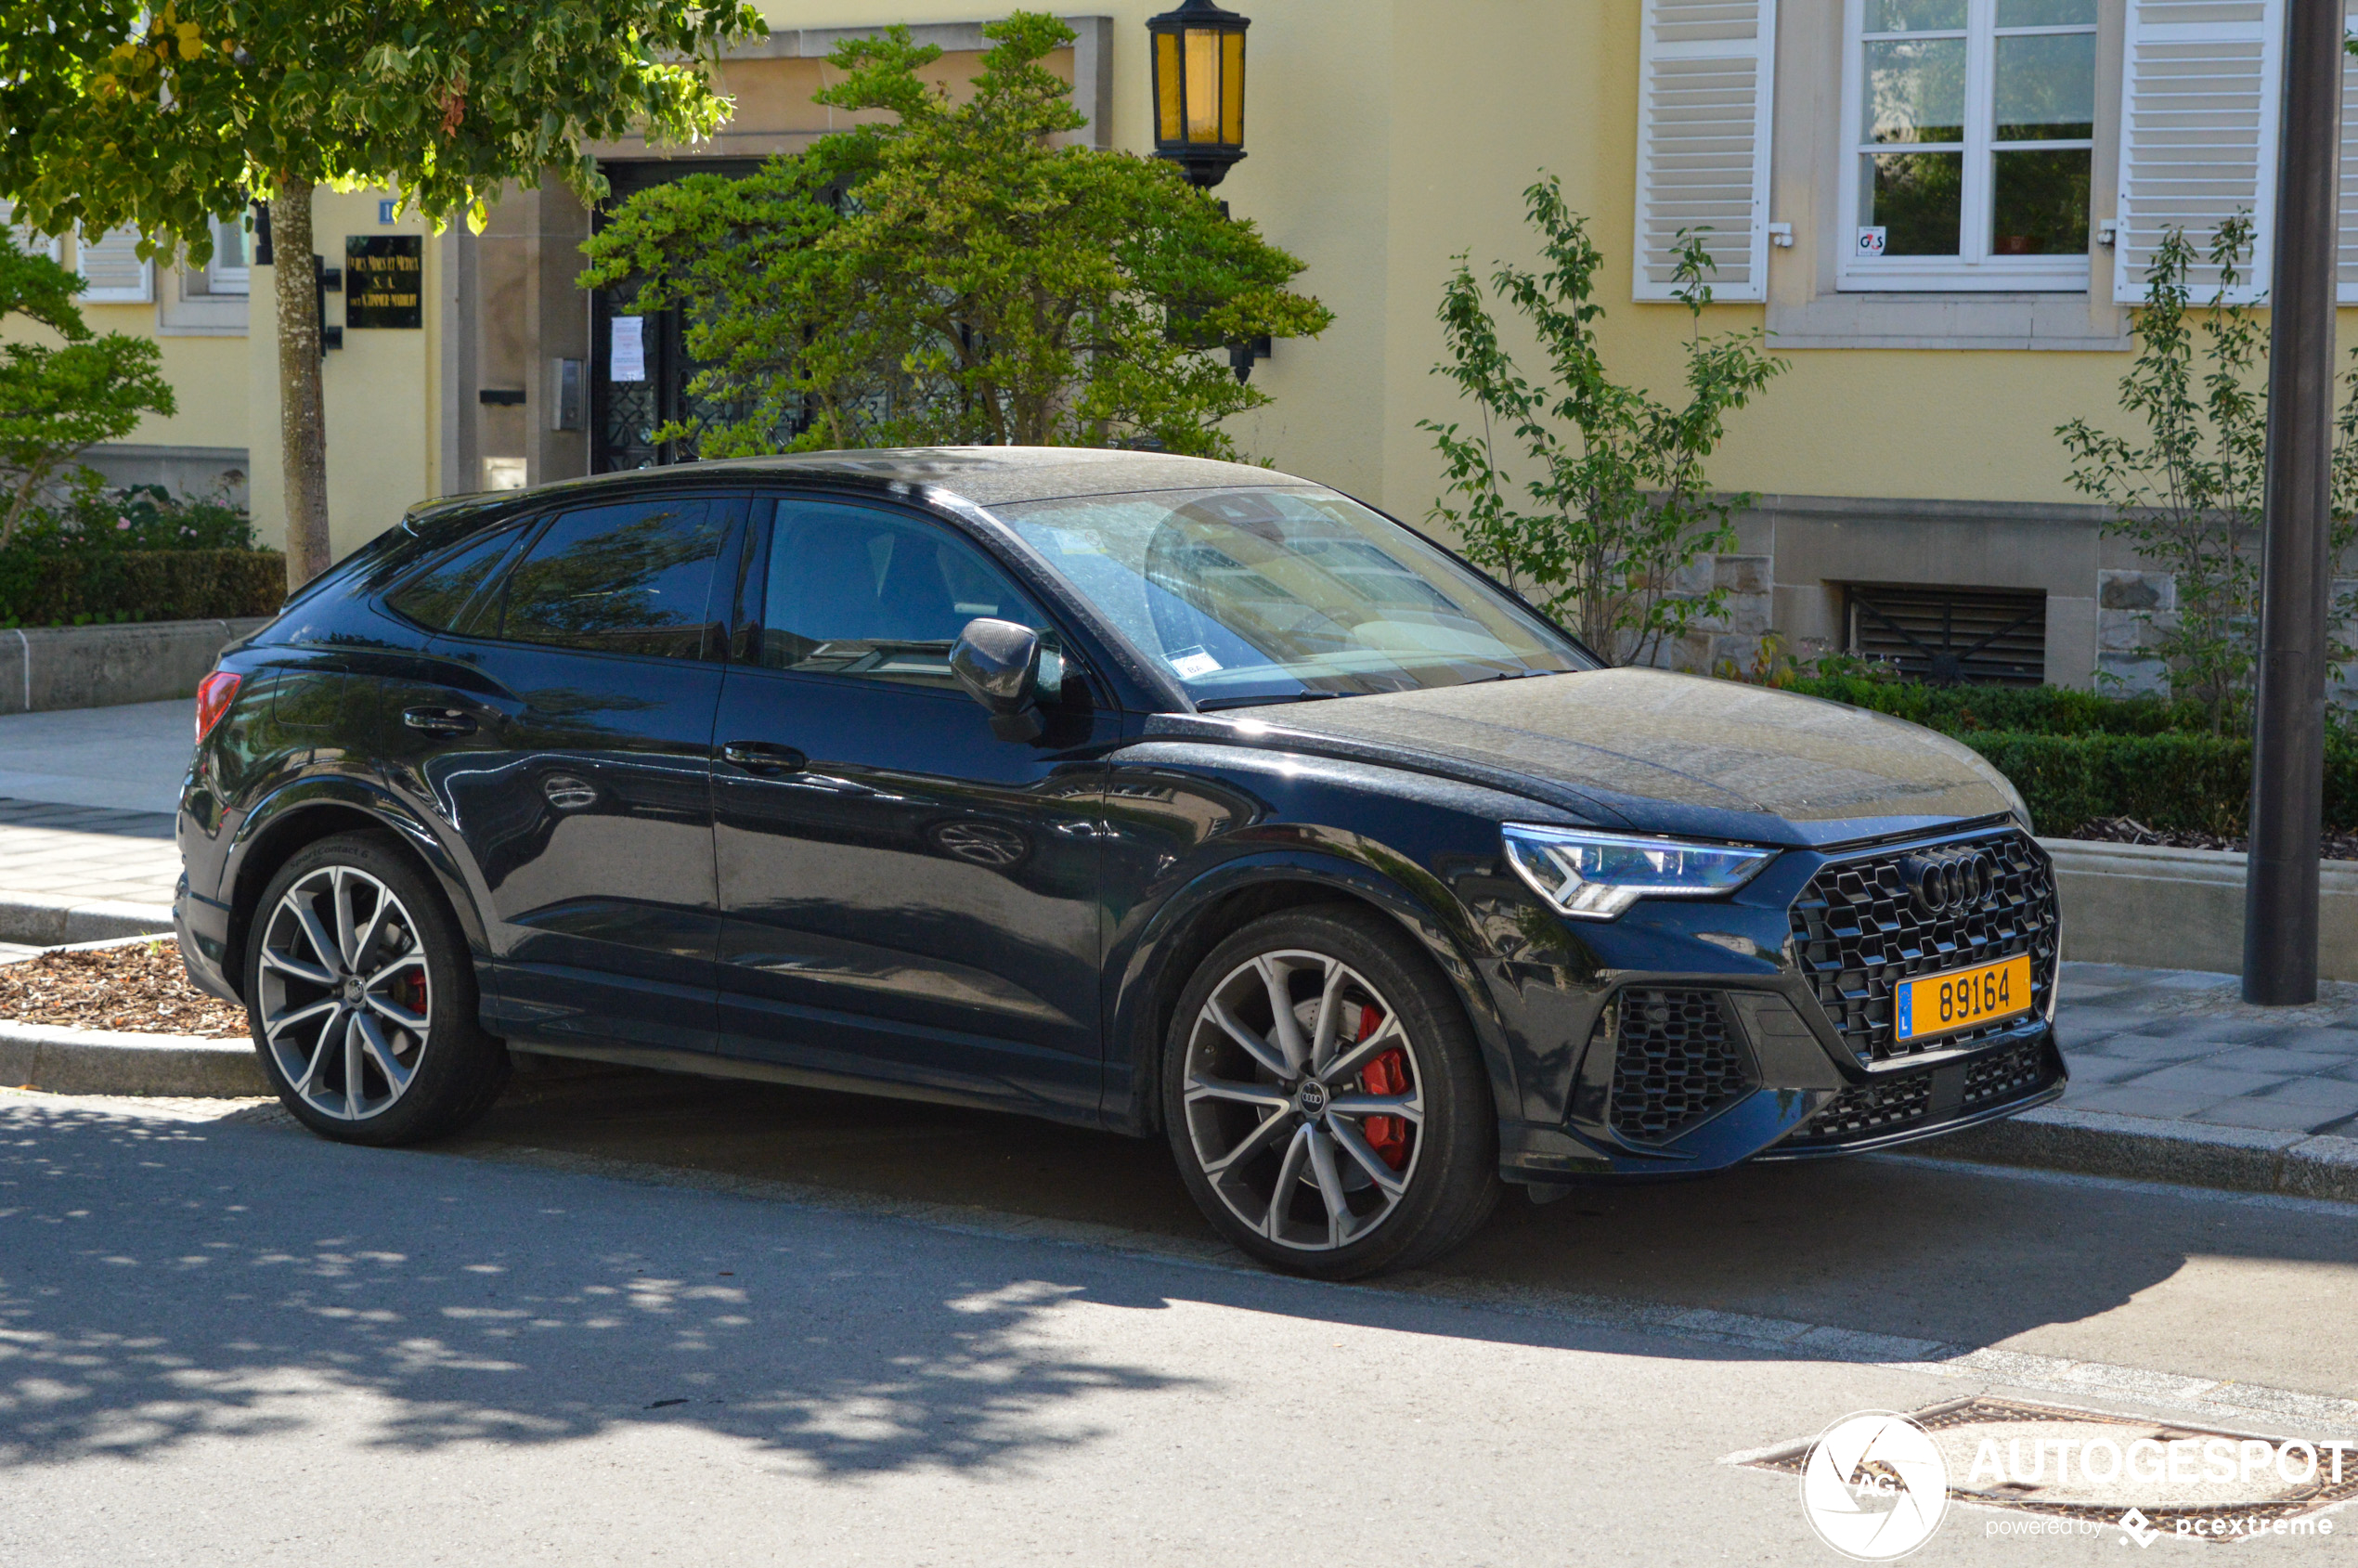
<box><xmin>1419</xmin><ymin>176</ymin><xmax>1783</xmax><ymax>667</ymax></box>
<box><xmin>0</xmin><ymin>0</ymin><xmax>760</xmax><ymax>253</ymax></box>
<box><xmin>578</xmin><ymin>13</ymin><xmax>1332</xmax><ymax>458</ymax></box>
<box><xmin>0</xmin><ymin>0</ymin><xmax>760</xmax><ymax>586</ymax></box>
<box><xmin>2058</xmin><ymin>217</ymin><xmax>2358</xmax><ymax>732</ymax></box>
<box><xmin>0</xmin><ymin>234</ymin><xmax>174</xmax><ymax>546</ymax></box>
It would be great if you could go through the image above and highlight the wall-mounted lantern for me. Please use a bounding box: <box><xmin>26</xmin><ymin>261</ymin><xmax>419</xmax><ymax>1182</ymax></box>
<box><xmin>1147</xmin><ymin>0</ymin><xmax>1250</xmax><ymax>189</ymax></box>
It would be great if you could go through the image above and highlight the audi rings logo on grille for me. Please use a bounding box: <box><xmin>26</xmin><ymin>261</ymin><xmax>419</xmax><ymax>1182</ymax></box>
<box><xmin>1899</xmin><ymin>849</ymin><xmax>1995</xmax><ymax>916</ymax></box>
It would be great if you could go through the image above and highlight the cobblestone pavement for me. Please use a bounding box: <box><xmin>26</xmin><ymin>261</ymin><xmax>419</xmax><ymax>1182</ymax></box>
<box><xmin>2055</xmin><ymin>963</ymin><xmax>2358</xmax><ymax>1136</ymax></box>
<box><xmin>0</xmin><ymin>797</ymin><xmax>178</xmax><ymax>908</ymax></box>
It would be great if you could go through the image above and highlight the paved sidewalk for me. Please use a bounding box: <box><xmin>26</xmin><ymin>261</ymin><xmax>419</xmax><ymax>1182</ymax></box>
<box><xmin>2053</xmin><ymin>964</ymin><xmax>2358</xmax><ymax>1136</ymax></box>
<box><xmin>0</xmin><ymin>698</ymin><xmax>190</xmax><ymax>814</ymax></box>
<box><xmin>0</xmin><ymin>797</ymin><xmax>178</xmax><ymax>909</ymax></box>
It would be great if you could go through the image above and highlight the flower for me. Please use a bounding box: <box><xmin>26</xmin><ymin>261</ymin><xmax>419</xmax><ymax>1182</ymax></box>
<box><xmin>115</xmin><ymin>518</ymin><xmax>131</xmax><ymax>530</ymax></box>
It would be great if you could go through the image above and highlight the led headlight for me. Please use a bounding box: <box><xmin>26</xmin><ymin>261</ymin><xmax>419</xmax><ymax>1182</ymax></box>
<box><xmin>1500</xmin><ymin>824</ymin><xmax>1777</xmax><ymax>921</ymax></box>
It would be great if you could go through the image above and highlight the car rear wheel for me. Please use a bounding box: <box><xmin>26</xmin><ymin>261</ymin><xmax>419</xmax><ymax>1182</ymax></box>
<box><xmin>1163</xmin><ymin>905</ymin><xmax>1499</xmax><ymax>1279</ymax></box>
<box><xmin>245</xmin><ymin>833</ymin><xmax>510</xmax><ymax>1146</ymax></box>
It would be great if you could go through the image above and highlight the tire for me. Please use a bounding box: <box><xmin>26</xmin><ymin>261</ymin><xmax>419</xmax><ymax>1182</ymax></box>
<box><xmin>243</xmin><ymin>831</ymin><xmax>510</xmax><ymax>1146</ymax></box>
<box><xmin>1162</xmin><ymin>904</ymin><xmax>1501</xmax><ymax>1279</ymax></box>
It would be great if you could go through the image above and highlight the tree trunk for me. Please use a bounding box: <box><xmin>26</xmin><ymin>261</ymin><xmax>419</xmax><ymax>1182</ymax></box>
<box><xmin>271</xmin><ymin>178</ymin><xmax>331</xmax><ymax>590</ymax></box>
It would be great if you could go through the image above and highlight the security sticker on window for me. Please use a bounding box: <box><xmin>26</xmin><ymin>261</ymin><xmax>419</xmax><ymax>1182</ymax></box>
<box><xmin>1856</xmin><ymin>227</ymin><xmax>1888</xmax><ymax>257</ymax></box>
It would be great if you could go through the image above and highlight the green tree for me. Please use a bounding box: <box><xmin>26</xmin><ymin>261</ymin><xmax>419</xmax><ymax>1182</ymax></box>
<box><xmin>0</xmin><ymin>0</ymin><xmax>762</xmax><ymax>587</ymax></box>
<box><xmin>1420</xmin><ymin>175</ymin><xmax>1784</xmax><ymax>666</ymax></box>
<box><xmin>2057</xmin><ymin>216</ymin><xmax>2358</xmax><ymax>733</ymax></box>
<box><xmin>0</xmin><ymin>232</ymin><xmax>174</xmax><ymax>545</ymax></box>
<box><xmin>579</xmin><ymin>13</ymin><xmax>1332</xmax><ymax>459</ymax></box>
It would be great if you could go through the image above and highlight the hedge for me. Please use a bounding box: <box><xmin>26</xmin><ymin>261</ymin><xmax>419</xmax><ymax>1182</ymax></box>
<box><xmin>0</xmin><ymin>549</ymin><xmax>286</xmax><ymax>627</ymax></box>
<box><xmin>1785</xmin><ymin>675</ymin><xmax>2208</xmax><ymax>737</ymax></box>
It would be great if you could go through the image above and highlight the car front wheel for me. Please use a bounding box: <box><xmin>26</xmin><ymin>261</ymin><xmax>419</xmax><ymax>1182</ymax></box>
<box><xmin>245</xmin><ymin>832</ymin><xmax>510</xmax><ymax>1145</ymax></box>
<box><xmin>1163</xmin><ymin>905</ymin><xmax>1500</xmax><ymax>1279</ymax></box>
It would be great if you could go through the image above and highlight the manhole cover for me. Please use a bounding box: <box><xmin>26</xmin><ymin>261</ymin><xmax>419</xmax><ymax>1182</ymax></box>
<box><xmin>1741</xmin><ymin>1397</ymin><xmax>2356</xmax><ymax>1543</ymax></box>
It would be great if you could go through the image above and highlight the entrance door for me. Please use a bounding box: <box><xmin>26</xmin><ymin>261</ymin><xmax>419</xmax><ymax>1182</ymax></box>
<box><xmin>710</xmin><ymin>495</ymin><xmax>1117</xmax><ymax>1118</ymax></box>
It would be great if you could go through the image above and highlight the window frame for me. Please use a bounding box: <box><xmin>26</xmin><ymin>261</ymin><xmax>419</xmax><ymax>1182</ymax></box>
<box><xmin>734</xmin><ymin>491</ymin><xmax>1104</xmax><ymax>705</ymax></box>
<box><xmin>1837</xmin><ymin>0</ymin><xmax>2098</xmax><ymax>292</ymax></box>
<box><xmin>190</xmin><ymin>213</ymin><xmax>251</xmax><ymax>297</ymax></box>
<box><xmin>433</xmin><ymin>490</ymin><xmax>748</xmax><ymax>666</ymax></box>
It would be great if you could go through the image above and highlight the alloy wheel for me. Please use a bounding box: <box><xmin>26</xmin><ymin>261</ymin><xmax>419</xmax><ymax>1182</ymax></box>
<box><xmin>1180</xmin><ymin>949</ymin><xmax>1425</xmax><ymax>1252</ymax></box>
<box><xmin>254</xmin><ymin>865</ymin><xmax>433</xmax><ymax>1121</ymax></box>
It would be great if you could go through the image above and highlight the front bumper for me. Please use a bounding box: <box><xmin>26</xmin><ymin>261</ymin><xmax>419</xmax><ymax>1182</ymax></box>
<box><xmin>1493</xmin><ymin>820</ymin><xmax>2065</xmax><ymax>1184</ymax></box>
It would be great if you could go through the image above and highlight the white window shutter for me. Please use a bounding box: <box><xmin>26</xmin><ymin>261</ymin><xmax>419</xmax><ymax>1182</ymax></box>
<box><xmin>2113</xmin><ymin>0</ymin><xmax>2282</xmax><ymax>306</ymax></box>
<box><xmin>76</xmin><ymin>226</ymin><xmax>154</xmax><ymax>304</ymax></box>
<box><xmin>2339</xmin><ymin>1</ymin><xmax>2358</xmax><ymax>303</ymax></box>
<box><xmin>1633</xmin><ymin>0</ymin><xmax>1777</xmax><ymax>304</ymax></box>
<box><xmin>0</xmin><ymin>201</ymin><xmax>62</xmax><ymax>263</ymax></box>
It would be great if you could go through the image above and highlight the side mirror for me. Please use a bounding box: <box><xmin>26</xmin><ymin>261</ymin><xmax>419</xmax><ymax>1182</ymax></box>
<box><xmin>951</xmin><ymin>617</ymin><xmax>1045</xmax><ymax>742</ymax></box>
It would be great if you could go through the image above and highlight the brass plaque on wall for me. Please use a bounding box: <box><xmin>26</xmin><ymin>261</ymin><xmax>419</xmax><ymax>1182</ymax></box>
<box><xmin>344</xmin><ymin>235</ymin><xmax>422</xmax><ymax>328</ymax></box>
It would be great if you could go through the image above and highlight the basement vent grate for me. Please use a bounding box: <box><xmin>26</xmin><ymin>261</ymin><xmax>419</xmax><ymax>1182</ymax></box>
<box><xmin>1846</xmin><ymin>584</ymin><xmax>2047</xmax><ymax>687</ymax></box>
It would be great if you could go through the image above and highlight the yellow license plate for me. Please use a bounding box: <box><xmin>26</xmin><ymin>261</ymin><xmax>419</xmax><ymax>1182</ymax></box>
<box><xmin>1896</xmin><ymin>953</ymin><xmax>2032</xmax><ymax>1043</ymax></box>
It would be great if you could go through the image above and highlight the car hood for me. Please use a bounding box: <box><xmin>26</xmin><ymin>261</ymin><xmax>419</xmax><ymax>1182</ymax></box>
<box><xmin>1149</xmin><ymin>667</ymin><xmax>2025</xmax><ymax>849</ymax></box>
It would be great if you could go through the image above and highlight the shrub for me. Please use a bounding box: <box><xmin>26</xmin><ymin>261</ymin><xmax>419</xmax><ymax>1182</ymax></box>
<box><xmin>0</xmin><ymin>549</ymin><xmax>285</xmax><ymax>627</ymax></box>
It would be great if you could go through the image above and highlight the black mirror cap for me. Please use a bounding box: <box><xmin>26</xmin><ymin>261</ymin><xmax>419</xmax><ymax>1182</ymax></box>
<box><xmin>952</xmin><ymin>617</ymin><xmax>1043</xmax><ymax>717</ymax></box>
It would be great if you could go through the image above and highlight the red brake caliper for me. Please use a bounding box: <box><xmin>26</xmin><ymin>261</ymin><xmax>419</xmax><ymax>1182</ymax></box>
<box><xmin>1353</xmin><ymin>1004</ymin><xmax>1411</xmax><ymax>1171</ymax></box>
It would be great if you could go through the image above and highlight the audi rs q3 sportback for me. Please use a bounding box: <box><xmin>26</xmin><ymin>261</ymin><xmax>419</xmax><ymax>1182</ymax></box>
<box><xmin>175</xmin><ymin>448</ymin><xmax>2064</xmax><ymax>1278</ymax></box>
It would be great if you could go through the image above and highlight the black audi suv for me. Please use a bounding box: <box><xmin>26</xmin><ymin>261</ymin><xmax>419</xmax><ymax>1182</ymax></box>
<box><xmin>175</xmin><ymin>448</ymin><xmax>2064</xmax><ymax>1277</ymax></box>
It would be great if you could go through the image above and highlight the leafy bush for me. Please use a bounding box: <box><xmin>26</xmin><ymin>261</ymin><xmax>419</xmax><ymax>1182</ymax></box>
<box><xmin>1778</xmin><ymin>673</ymin><xmax>2358</xmax><ymax>835</ymax></box>
<box><xmin>16</xmin><ymin>478</ymin><xmax>256</xmax><ymax>554</ymax></box>
<box><xmin>0</xmin><ymin>549</ymin><xmax>285</xmax><ymax>628</ymax></box>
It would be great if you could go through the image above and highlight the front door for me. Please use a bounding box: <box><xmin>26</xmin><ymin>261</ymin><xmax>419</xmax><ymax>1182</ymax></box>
<box><xmin>710</xmin><ymin>496</ymin><xmax>1116</xmax><ymax>1118</ymax></box>
<box><xmin>391</xmin><ymin>491</ymin><xmax>744</xmax><ymax>1056</ymax></box>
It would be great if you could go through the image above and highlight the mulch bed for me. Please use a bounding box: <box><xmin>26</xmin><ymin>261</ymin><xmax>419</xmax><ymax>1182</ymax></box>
<box><xmin>2064</xmin><ymin>816</ymin><xmax>2358</xmax><ymax>862</ymax></box>
<box><xmin>0</xmin><ymin>940</ymin><xmax>250</xmax><ymax>1039</ymax></box>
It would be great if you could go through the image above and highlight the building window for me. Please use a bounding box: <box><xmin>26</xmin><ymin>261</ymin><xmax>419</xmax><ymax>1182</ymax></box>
<box><xmin>1840</xmin><ymin>0</ymin><xmax>2096</xmax><ymax>292</ymax></box>
<box><xmin>1846</xmin><ymin>583</ymin><xmax>2047</xmax><ymax>685</ymax></box>
<box><xmin>204</xmin><ymin>213</ymin><xmax>251</xmax><ymax>295</ymax></box>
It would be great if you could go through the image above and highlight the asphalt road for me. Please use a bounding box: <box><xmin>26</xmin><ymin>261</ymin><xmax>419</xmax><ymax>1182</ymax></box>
<box><xmin>4</xmin><ymin>1075</ymin><xmax>2354</xmax><ymax>1565</ymax></box>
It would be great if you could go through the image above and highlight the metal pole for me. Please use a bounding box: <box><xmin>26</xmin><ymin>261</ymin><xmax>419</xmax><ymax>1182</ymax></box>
<box><xmin>2245</xmin><ymin>0</ymin><xmax>2344</xmax><ymax>1004</ymax></box>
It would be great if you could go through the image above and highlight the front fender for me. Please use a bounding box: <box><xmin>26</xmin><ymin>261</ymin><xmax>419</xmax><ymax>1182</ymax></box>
<box><xmin>1100</xmin><ymin>847</ymin><xmax>1521</xmax><ymax>1138</ymax></box>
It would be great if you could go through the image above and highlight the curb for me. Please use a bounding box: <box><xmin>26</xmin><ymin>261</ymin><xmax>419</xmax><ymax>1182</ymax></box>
<box><xmin>1921</xmin><ymin>1105</ymin><xmax>2358</xmax><ymax>1204</ymax></box>
<box><xmin>0</xmin><ymin>1019</ymin><xmax>266</xmax><ymax>1096</ymax></box>
<box><xmin>0</xmin><ymin>892</ymin><xmax>175</xmax><ymax>946</ymax></box>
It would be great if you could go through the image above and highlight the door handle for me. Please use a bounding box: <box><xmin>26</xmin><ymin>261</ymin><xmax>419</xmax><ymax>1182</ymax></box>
<box><xmin>403</xmin><ymin>706</ymin><xmax>477</xmax><ymax>738</ymax></box>
<box><xmin>721</xmin><ymin>741</ymin><xmax>807</xmax><ymax>774</ymax></box>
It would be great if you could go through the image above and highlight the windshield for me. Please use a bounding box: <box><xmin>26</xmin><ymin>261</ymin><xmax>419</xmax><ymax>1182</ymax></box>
<box><xmin>995</xmin><ymin>486</ymin><xmax>1593</xmax><ymax>708</ymax></box>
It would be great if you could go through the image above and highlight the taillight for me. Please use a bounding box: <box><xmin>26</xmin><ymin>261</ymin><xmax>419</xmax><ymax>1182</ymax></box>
<box><xmin>194</xmin><ymin>670</ymin><xmax>242</xmax><ymax>742</ymax></box>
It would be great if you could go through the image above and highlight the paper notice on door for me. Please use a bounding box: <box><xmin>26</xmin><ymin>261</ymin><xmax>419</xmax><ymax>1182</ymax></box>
<box><xmin>610</xmin><ymin>316</ymin><xmax>646</xmax><ymax>382</ymax></box>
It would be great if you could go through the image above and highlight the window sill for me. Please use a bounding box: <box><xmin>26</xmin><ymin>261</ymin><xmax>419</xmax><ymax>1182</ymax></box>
<box><xmin>1766</xmin><ymin>290</ymin><xmax>2130</xmax><ymax>352</ymax></box>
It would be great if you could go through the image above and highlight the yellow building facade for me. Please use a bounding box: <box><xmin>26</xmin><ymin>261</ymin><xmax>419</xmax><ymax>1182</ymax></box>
<box><xmin>58</xmin><ymin>0</ymin><xmax>2349</xmax><ymax>689</ymax></box>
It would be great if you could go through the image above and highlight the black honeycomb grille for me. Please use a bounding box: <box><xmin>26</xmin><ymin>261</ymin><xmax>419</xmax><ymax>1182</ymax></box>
<box><xmin>1788</xmin><ymin>829</ymin><xmax>2058</xmax><ymax>1065</ymax></box>
<box><xmin>1964</xmin><ymin>1038</ymin><xmax>2054</xmax><ymax>1107</ymax></box>
<box><xmin>1606</xmin><ymin>989</ymin><xmax>1756</xmax><ymax>1144</ymax></box>
<box><xmin>1790</xmin><ymin>1073</ymin><xmax>1934</xmax><ymax>1145</ymax></box>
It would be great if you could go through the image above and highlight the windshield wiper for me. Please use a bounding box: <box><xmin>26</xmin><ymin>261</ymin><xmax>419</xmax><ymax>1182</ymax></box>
<box><xmin>1192</xmin><ymin>691</ymin><xmax>1348</xmax><ymax>712</ymax></box>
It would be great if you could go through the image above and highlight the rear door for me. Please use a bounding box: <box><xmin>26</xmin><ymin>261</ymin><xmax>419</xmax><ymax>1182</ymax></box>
<box><xmin>709</xmin><ymin>495</ymin><xmax>1116</xmax><ymax>1117</ymax></box>
<box><xmin>384</xmin><ymin>490</ymin><xmax>744</xmax><ymax>1056</ymax></box>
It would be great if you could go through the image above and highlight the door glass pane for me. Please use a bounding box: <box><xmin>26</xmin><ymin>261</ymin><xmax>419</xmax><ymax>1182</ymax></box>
<box><xmin>498</xmin><ymin>498</ymin><xmax>728</xmax><ymax>659</ymax></box>
<box><xmin>1863</xmin><ymin>37</ymin><xmax>1967</xmax><ymax>143</ymax></box>
<box><xmin>1994</xmin><ymin>0</ymin><xmax>2095</xmax><ymax>24</ymax></box>
<box><xmin>1994</xmin><ymin>32</ymin><xmax>2095</xmax><ymax>140</ymax></box>
<box><xmin>388</xmin><ymin>524</ymin><xmax>525</xmax><ymax>632</ymax></box>
<box><xmin>1865</xmin><ymin>0</ymin><xmax>1966</xmax><ymax>30</ymax></box>
<box><xmin>1863</xmin><ymin>151</ymin><xmax>1964</xmax><ymax>254</ymax></box>
<box><xmin>760</xmin><ymin>503</ymin><xmax>1050</xmax><ymax>690</ymax></box>
<box><xmin>1991</xmin><ymin>147</ymin><xmax>2092</xmax><ymax>254</ymax></box>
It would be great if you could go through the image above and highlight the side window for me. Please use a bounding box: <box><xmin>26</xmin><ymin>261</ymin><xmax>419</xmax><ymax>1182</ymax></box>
<box><xmin>494</xmin><ymin>497</ymin><xmax>731</xmax><ymax>660</ymax></box>
<box><xmin>386</xmin><ymin>523</ymin><xmax>526</xmax><ymax>632</ymax></box>
<box><xmin>758</xmin><ymin>500</ymin><xmax>1055</xmax><ymax>691</ymax></box>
